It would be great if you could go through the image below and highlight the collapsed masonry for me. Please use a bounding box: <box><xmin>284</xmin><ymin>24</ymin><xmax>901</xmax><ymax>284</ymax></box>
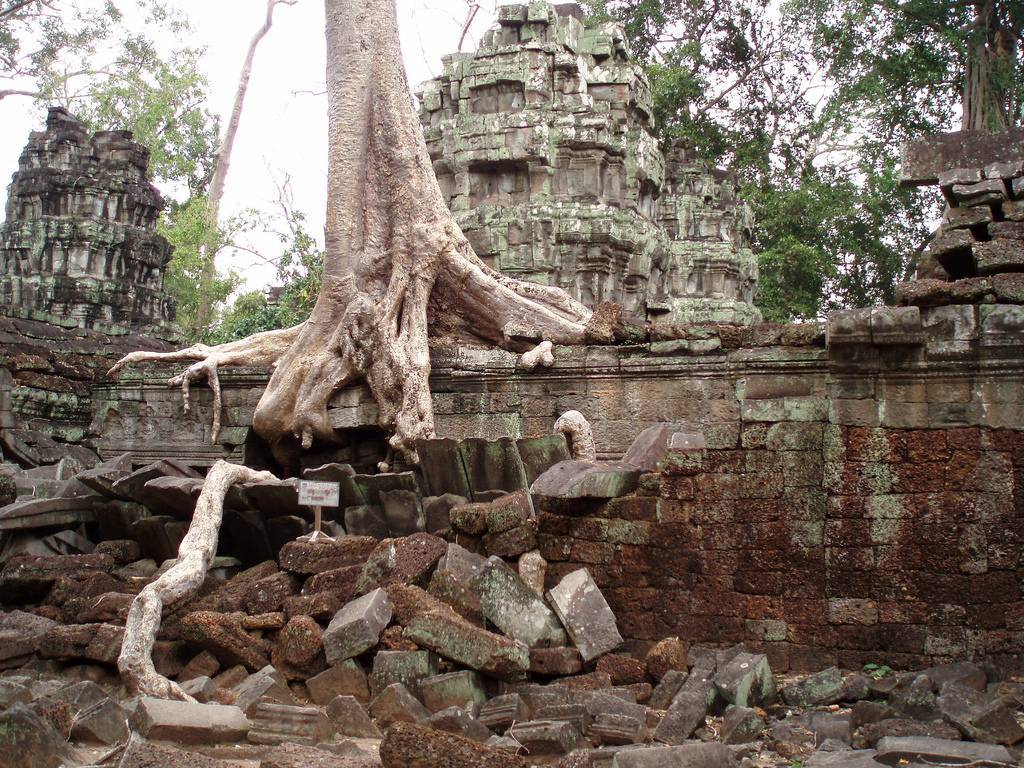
<box><xmin>418</xmin><ymin>2</ymin><xmax>761</xmax><ymax>325</ymax></box>
<box><xmin>0</xmin><ymin>427</ymin><xmax>1021</xmax><ymax>768</ymax></box>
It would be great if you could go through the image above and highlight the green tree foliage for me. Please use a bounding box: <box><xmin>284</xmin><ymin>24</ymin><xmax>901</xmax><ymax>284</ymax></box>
<box><xmin>207</xmin><ymin>204</ymin><xmax>324</xmax><ymax>344</ymax></box>
<box><xmin>582</xmin><ymin>0</ymin><xmax>1019</xmax><ymax>321</ymax></box>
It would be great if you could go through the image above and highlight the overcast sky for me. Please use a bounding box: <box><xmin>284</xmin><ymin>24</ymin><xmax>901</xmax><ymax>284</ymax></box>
<box><xmin>0</xmin><ymin>0</ymin><xmax>499</xmax><ymax>293</ymax></box>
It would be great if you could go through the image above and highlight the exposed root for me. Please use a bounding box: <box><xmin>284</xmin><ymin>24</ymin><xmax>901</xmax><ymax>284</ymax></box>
<box><xmin>520</xmin><ymin>341</ymin><xmax>555</xmax><ymax>371</ymax></box>
<box><xmin>554</xmin><ymin>410</ymin><xmax>597</xmax><ymax>461</ymax></box>
<box><xmin>117</xmin><ymin>461</ymin><xmax>279</xmax><ymax>699</ymax></box>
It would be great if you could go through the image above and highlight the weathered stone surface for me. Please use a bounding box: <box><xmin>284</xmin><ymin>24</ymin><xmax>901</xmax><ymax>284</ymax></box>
<box><xmin>479</xmin><ymin>693</ymin><xmax>530</xmax><ymax>733</ymax></box>
<box><xmin>381</xmin><ymin>489</ymin><xmax>426</xmax><ymax>536</ymax></box>
<box><xmin>873</xmin><ymin>736</ymin><xmax>1013</xmax><ymax>766</ymax></box>
<box><xmin>645</xmin><ymin>638</ymin><xmax>689</xmax><ymax>682</ymax></box>
<box><xmin>247</xmin><ymin>702</ymin><xmax>334</xmax><ymax>746</ymax></box>
<box><xmin>271</xmin><ymin>615</ymin><xmax>325</xmax><ymax>680</ymax></box>
<box><xmin>0</xmin><ymin>610</ymin><xmax>57</xmax><ymax>662</ymax></box>
<box><xmin>0</xmin><ymin>705</ymin><xmax>67</xmax><ymax>768</ymax></box>
<box><xmin>612</xmin><ymin>742</ymin><xmax>736</xmax><ymax>768</ymax></box>
<box><xmin>783</xmin><ymin>667</ymin><xmax>845</xmax><ymax>708</ymax></box>
<box><xmin>380</xmin><ymin>721</ymin><xmax>529</xmax><ymax>767</ymax></box>
<box><xmin>649</xmin><ymin>670</ymin><xmax>689</xmax><ymax>710</ymax></box>
<box><xmin>130</xmin><ymin>698</ymin><xmax>249</xmax><ymax>744</ymax></box>
<box><xmin>547</xmin><ymin>568</ymin><xmax>622</xmax><ymax>662</ymax></box>
<box><xmin>404</xmin><ymin>608</ymin><xmax>530</xmax><ymax>679</ymax></box>
<box><xmin>322</xmin><ymin>588</ymin><xmax>393</xmax><ymax>665</ymax></box>
<box><xmin>936</xmin><ymin>682</ymin><xmax>1024</xmax><ymax>745</ymax></box>
<box><xmin>423</xmin><ymin>494</ymin><xmax>468</xmax><ymax>535</ymax></box>
<box><xmin>344</xmin><ymin>504</ymin><xmax>389</xmax><ymax>539</ymax></box>
<box><xmin>326</xmin><ymin>694</ymin><xmax>382</xmax><ymax>738</ymax></box>
<box><xmin>420</xmin><ymin>670</ymin><xmax>488</xmax><ymax>713</ymax></box>
<box><xmin>714</xmin><ymin>653</ymin><xmax>776</xmax><ymax>708</ymax></box>
<box><xmin>424</xmin><ymin>705</ymin><xmax>493</xmax><ymax>742</ymax></box>
<box><xmin>179</xmin><ymin>611</ymin><xmax>271</xmax><ymax>670</ymax></box>
<box><xmin>231</xmin><ymin>665</ymin><xmax>296</xmax><ymax>715</ymax></box>
<box><xmin>509</xmin><ymin>719</ymin><xmax>584</xmax><ymax>755</ymax></box>
<box><xmin>530</xmin><ymin>646</ymin><xmax>584</xmax><ymax>676</ymax></box>
<box><xmin>370</xmin><ymin>649</ymin><xmax>440</xmax><ymax>699</ymax></box>
<box><xmin>477</xmin><ymin>556</ymin><xmax>567</xmax><ymax>648</ymax></box>
<box><xmin>369</xmin><ymin>682</ymin><xmax>431</xmax><ymax>727</ymax></box>
<box><xmin>532</xmin><ymin>461</ymin><xmax>640</xmax><ymax>500</ymax></box>
<box><xmin>278</xmin><ymin>536</ymin><xmax>378</xmax><ymax>575</ymax></box>
<box><xmin>722</xmin><ymin>706</ymin><xmax>765</xmax><ymax>744</ymax></box>
<box><xmin>596</xmin><ymin>654</ymin><xmax>648</xmax><ymax>686</ymax></box>
<box><xmin>117</xmin><ymin>736</ymin><xmax>236</xmax><ymax>768</ymax></box>
<box><xmin>355</xmin><ymin>533</ymin><xmax>447</xmax><ymax>593</ymax></box>
<box><xmin>307</xmin><ymin>659</ymin><xmax>370</xmax><ymax>705</ymax></box>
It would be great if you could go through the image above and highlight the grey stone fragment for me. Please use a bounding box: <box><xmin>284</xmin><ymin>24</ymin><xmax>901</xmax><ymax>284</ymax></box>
<box><xmin>653</xmin><ymin>689</ymin><xmax>708</xmax><ymax>745</ymax></box>
<box><xmin>924</xmin><ymin>661</ymin><xmax>987</xmax><ymax>691</ymax></box>
<box><xmin>369</xmin><ymin>649</ymin><xmax>439</xmax><ymax>699</ymax></box>
<box><xmin>531</xmin><ymin>460</ymin><xmax>639</xmax><ymax>499</ymax></box>
<box><xmin>417</xmin><ymin>438</ymin><xmax>473</xmax><ymax>498</ymax></box>
<box><xmin>612</xmin><ymin>742</ymin><xmax>736</xmax><ymax>768</ymax></box>
<box><xmin>179</xmin><ymin>675</ymin><xmax>216</xmax><ymax>703</ymax></box>
<box><xmin>424</xmin><ymin>705</ymin><xmax>492</xmax><ymax>742</ymax></box>
<box><xmin>937</xmin><ymin>681</ymin><xmax>1024</xmax><ymax>745</ymax></box>
<box><xmin>547</xmin><ymin>568</ymin><xmax>622</xmax><ymax>662</ymax></box>
<box><xmin>231</xmin><ymin>665</ymin><xmax>296</xmax><ymax>715</ymax></box>
<box><xmin>805</xmin><ymin>712</ymin><xmax>853</xmax><ymax>746</ymax></box>
<box><xmin>722</xmin><ymin>706</ymin><xmax>765</xmax><ymax>744</ymax></box>
<box><xmin>420</xmin><ymin>670</ymin><xmax>488</xmax><ymax>713</ymax></box>
<box><xmin>247</xmin><ymin>702</ymin><xmax>334</xmax><ymax>746</ymax></box>
<box><xmin>478</xmin><ymin>693</ymin><xmax>530</xmax><ymax>733</ymax></box>
<box><xmin>344</xmin><ymin>505</ymin><xmax>388</xmax><ymax>539</ymax></box>
<box><xmin>622</xmin><ymin>424</ymin><xmax>704</xmax><ymax>471</ymax></box>
<box><xmin>804</xmin><ymin>751</ymin><xmax>880</xmax><ymax>768</ymax></box>
<box><xmin>649</xmin><ymin>670</ymin><xmax>688</xmax><ymax>710</ymax></box>
<box><xmin>517</xmin><ymin>435</ymin><xmax>572</xmax><ymax>485</ymax></box>
<box><xmin>874</xmin><ymin>736</ymin><xmax>1013</xmax><ymax>766</ymax></box>
<box><xmin>0</xmin><ymin>705</ymin><xmax>68</xmax><ymax>768</ymax></box>
<box><xmin>423</xmin><ymin>494</ymin><xmax>468</xmax><ymax>535</ymax></box>
<box><xmin>129</xmin><ymin>697</ymin><xmax>250</xmax><ymax>744</ymax></box>
<box><xmin>477</xmin><ymin>556</ymin><xmax>567</xmax><ymax>648</ymax></box>
<box><xmin>713</xmin><ymin>652</ymin><xmax>776</xmax><ymax>708</ymax></box>
<box><xmin>322</xmin><ymin>587</ymin><xmax>393</xmax><ymax>665</ymax></box>
<box><xmin>783</xmin><ymin>667</ymin><xmax>845</xmax><ymax>707</ymax></box>
<box><xmin>591</xmin><ymin>712</ymin><xmax>646</xmax><ymax>745</ymax></box>
<box><xmin>380</xmin><ymin>489</ymin><xmax>425</xmax><ymax>536</ymax></box>
<box><xmin>369</xmin><ymin>682</ymin><xmax>431</xmax><ymax>727</ymax></box>
<box><xmin>509</xmin><ymin>719</ymin><xmax>584</xmax><ymax>755</ymax></box>
<box><xmin>70</xmin><ymin>695</ymin><xmax>129</xmax><ymax>745</ymax></box>
<box><xmin>459</xmin><ymin>437</ymin><xmax>530</xmax><ymax>499</ymax></box>
<box><xmin>306</xmin><ymin>659</ymin><xmax>370</xmax><ymax>705</ymax></box>
<box><xmin>326</xmin><ymin>695</ymin><xmax>382</xmax><ymax>738</ymax></box>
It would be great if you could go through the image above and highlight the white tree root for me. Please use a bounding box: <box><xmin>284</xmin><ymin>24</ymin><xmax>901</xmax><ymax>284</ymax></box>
<box><xmin>117</xmin><ymin>461</ymin><xmax>279</xmax><ymax>699</ymax></box>
<box><xmin>554</xmin><ymin>410</ymin><xmax>597</xmax><ymax>462</ymax></box>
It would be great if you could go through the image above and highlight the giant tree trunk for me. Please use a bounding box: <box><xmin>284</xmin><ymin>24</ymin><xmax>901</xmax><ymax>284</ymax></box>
<box><xmin>111</xmin><ymin>0</ymin><xmax>594</xmax><ymax>468</ymax></box>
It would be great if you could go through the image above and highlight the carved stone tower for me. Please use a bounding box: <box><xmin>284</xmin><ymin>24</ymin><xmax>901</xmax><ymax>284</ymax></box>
<box><xmin>0</xmin><ymin>107</ymin><xmax>177</xmax><ymax>335</ymax></box>
<box><xmin>418</xmin><ymin>2</ymin><xmax>760</xmax><ymax>325</ymax></box>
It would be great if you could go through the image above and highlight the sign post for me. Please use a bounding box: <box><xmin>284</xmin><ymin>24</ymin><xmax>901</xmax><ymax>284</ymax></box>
<box><xmin>297</xmin><ymin>480</ymin><xmax>341</xmax><ymax>543</ymax></box>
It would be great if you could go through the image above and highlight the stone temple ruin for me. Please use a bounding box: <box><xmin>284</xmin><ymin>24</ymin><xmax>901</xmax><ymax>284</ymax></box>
<box><xmin>0</xmin><ymin>4</ymin><xmax>1021</xmax><ymax>768</ymax></box>
<box><xmin>418</xmin><ymin>4</ymin><xmax>760</xmax><ymax>325</ymax></box>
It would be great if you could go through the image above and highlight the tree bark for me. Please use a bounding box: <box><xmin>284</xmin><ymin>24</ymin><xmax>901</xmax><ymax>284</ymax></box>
<box><xmin>962</xmin><ymin>0</ymin><xmax>1012</xmax><ymax>132</ymax></box>
<box><xmin>196</xmin><ymin>0</ymin><xmax>298</xmax><ymax>331</ymax></box>
<box><xmin>118</xmin><ymin>461</ymin><xmax>279</xmax><ymax>698</ymax></box>
<box><xmin>111</xmin><ymin>0</ymin><xmax>594</xmax><ymax>468</ymax></box>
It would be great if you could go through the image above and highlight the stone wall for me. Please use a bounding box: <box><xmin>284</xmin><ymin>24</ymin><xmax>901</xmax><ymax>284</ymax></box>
<box><xmin>418</xmin><ymin>1</ymin><xmax>760</xmax><ymax>325</ymax></box>
<box><xmin>89</xmin><ymin>303</ymin><xmax>1024</xmax><ymax>671</ymax></box>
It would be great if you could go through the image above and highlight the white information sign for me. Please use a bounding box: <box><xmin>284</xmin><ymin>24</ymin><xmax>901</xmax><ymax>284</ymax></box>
<box><xmin>298</xmin><ymin>480</ymin><xmax>340</xmax><ymax>508</ymax></box>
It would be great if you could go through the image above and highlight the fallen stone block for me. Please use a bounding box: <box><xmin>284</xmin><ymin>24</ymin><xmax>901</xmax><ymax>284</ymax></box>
<box><xmin>344</xmin><ymin>504</ymin><xmax>389</xmax><ymax>539</ymax></box>
<box><xmin>369</xmin><ymin>682</ymin><xmax>430</xmax><ymax>727</ymax></box>
<box><xmin>404</xmin><ymin>609</ymin><xmax>530</xmax><ymax>679</ymax></box>
<box><xmin>247</xmin><ymin>702</ymin><xmax>334</xmax><ymax>746</ymax></box>
<box><xmin>420</xmin><ymin>670</ymin><xmax>488</xmax><ymax>713</ymax></box>
<box><xmin>355</xmin><ymin>532</ymin><xmax>447</xmax><ymax>593</ymax></box>
<box><xmin>597</xmin><ymin>655</ymin><xmax>648</xmax><ymax>686</ymax></box>
<box><xmin>532</xmin><ymin>460</ymin><xmax>640</xmax><ymax>500</ymax></box>
<box><xmin>381</xmin><ymin>489</ymin><xmax>426</xmax><ymax>536</ymax></box>
<box><xmin>714</xmin><ymin>652</ymin><xmax>776</xmax><ymax>708</ymax></box>
<box><xmin>783</xmin><ymin>667</ymin><xmax>845</xmax><ymax>708</ymax></box>
<box><xmin>279</xmin><ymin>536</ymin><xmax>378</xmax><ymax>575</ymax></box>
<box><xmin>271</xmin><ymin>614</ymin><xmax>325</xmax><ymax>681</ymax></box>
<box><xmin>722</xmin><ymin>705</ymin><xmax>765</xmax><ymax>744</ymax></box>
<box><xmin>423</xmin><ymin>493</ymin><xmax>467</xmax><ymax>536</ymax></box>
<box><xmin>117</xmin><ymin>735</ymin><xmax>237</xmax><ymax>768</ymax></box>
<box><xmin>380</xmin><ymin>721</ymin><xmax>529</xmax><ymax>767</ymax></box>
<box><xmin>612</xmin><ymin>742</ymin><xmax>736</xmax><ymax>768</ymax></box>
<box><xmin>0</xmin><ymin>610</ymin><xmax>56</xmax><ymax>663</ymax></box>
<box><xmin>621</xmin><ymin>424</ymin><xmax>704</xmax><ymax>472</ymax></box>
<box><xmin>649</xmin><ymin>670</ymin><xmax>688</xmax><ymax>710</ymax></box>
<box><xmin>478</xmin><ymin>693</ymin><xmax>530</xmax><ymax>733</ymax></box>
<box><xmin>179</xmin><ymin>675</ymin><xmax>216</xmax><ymax>703</ymax></box>
<box><xmin>483</xmin><ymin>520</ymin><xmax>538</xmax><ymax>558</ymax></box>
<box><xmin>530</xmin><ymin>645</ymin><xmax>584</xmax><ymax>676</ymax></box>
<box><xmin>547</xmin><ymin>568</ymin><xmax>622</xmax><ymax>662</ymax></box>
<box><xmin>424</xmin><ymin>705</ymin><xmax>492</xmax><ymax>742</ymax></box>
<box><xmin>110</xmin><ymin>459</ymin><xmax>201</xmax><ymax>503</ymax></box>
<box><xmin>179</xmin><ymin>611</ymin><xmax>271</xmax><ymax>670</ymax></box>
<box><xmin>924</xmin><ymin>661</ymin><xmax>987</xmax><ymax>691</ymax></box>
<box><xmin>509</xmin><ymin>719</ymin><xmax>585</xmax><ymax>756</ymax></box>
<box><xmin>428</xmin><ymin>543</ymin><xmax>486</xmax><ymax>623</ymax></box>
<box><xmin>477</xmin><ymin>556</ymin><xmax>567</xmax><ymax>648</ymax></box>
<box><xmin>0</xmin><ymin>553</ymin><xmax>114</xmax><ymax>602</ymax></box>
<box><xmin>644</xmin><ymin>637</ymin><xmax>688</xmax><ymax>682</ymax></box>
<box><xmin>137</xmin><ymin>476</ymin><xmax>204</xmax><ymax>518</ymax></box>
<box><xmin>231</xmin><ymin>665</ymin><xmax>296</xmax><ymax>715</ymax></box>
<box><xmin>326</xmin><ymin>695</ymin><xmax>382</xmax><ymax>738</ymax></box>
<box><xmin>307</xmin><ymin>659</ymin><xmax>370</xmax><ymax>704</ymax></box>
<box><xmin>369</xmin><ymin>649</ymin><xmax>439</xmax><ymax>698</ymax></box>
<box><xmin>130</xmin><ymin>697</ymin><xmax>250</xmax><ymax>744</ymax></box>
<box><xmin>0</xmin><ymin>705</ymin><xmax>68</xmax><ymax>768</ymax></box>
<box><xmin>873</xmin><ymin>735</ymin><xmax>1013</xmax><ymax>766</ymax></box>
<box><xmin>322</xmin><ymin>587</ymin><xmax>393</xmax><ymax>665</ymax></box>
<box><xmin>855</xmin><ymin>718</ymin><xmax>961</xmax><ymax>748</ymax></box>
<box><xmin>591</xmin><ymin>712</ymin><xmax>646</xmax><ymax>745</ymax></box>
<box><xmin>937</xmin><ymin>681</ymin><xmax>1024</xmax><ymax>745</ymax></box>
<box><xmin>654</xmin><ymin>687</ymin><xmax>713</xmax><ymax>745</ymax></box>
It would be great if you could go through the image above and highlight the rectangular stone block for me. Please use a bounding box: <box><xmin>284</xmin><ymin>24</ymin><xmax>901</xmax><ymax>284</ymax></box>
<box><xmin>547</xmin><ymin>568</ymin><xmax>622</xmax><ymax>662</ymax></box>
<box><xmin>322</xmin><ymin>588</ymin><xmax>393</xmax><ymax>665</ymax></box>
<box><xmin>130</xmin><ymin>698</ymin><xmax>249</xmax><ymax>745</ymax></box>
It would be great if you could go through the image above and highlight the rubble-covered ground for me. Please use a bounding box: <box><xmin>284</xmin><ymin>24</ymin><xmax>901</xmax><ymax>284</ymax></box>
<box><xmin>0</xmin><ymin>447</ymin><xmax>1021</xmax><ymax>768</ymax></box>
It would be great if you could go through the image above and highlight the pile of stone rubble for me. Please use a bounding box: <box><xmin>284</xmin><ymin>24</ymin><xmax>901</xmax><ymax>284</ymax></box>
<box><xmin>0</xmin><ymin>435</ymin><xmax>1020</xmax><ymax>767</ymax></box>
